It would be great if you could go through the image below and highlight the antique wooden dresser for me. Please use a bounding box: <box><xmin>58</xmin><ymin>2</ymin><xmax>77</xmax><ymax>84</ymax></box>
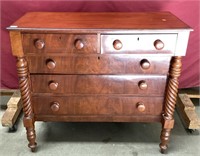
<box><xmin>8</xmin><ymin>12</ymin><xmax>191</xmax><ymax>153</ymax></box>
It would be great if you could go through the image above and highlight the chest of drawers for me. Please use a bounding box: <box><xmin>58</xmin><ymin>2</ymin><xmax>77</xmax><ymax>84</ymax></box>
<box><xmin>8</xmin><ymin>12</ymin><xmax>192</xmax><ymax>153</ymax></box>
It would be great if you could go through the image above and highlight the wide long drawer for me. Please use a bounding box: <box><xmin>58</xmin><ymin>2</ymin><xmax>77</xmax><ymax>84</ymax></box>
<box><xmin>31</xmin><ymin>75</ymin><xmax>167</xmax><ymax>95</ymax></box>
<box><xmin>32</xmin><ymin>96</ymin><xmax>164</xmax><ymax>116</ymax></box>
<box><xmin>27</xmin><ymin>55</ymin><xmax>171</xmax><ymax>74</ymax></box>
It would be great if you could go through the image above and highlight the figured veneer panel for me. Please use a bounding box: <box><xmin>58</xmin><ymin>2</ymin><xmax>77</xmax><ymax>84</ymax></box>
<box><xmin>22</xmin><ymin>33</ymin><xmax>97</xmax><ymax>53</ymax></box>
<box><xmin>31</xmin><ymin>75</ymin><xmax>167</xmax><ymax>96</ymax></box>
<box><xmin>27</xmin><ymin>55</ymin><xmax>171</xmax><ymax>74</ymax></box>
<box><xmin>32</xmin><ymin>96</ymin><xmax>164</xmax><ymax>116</ymax></box>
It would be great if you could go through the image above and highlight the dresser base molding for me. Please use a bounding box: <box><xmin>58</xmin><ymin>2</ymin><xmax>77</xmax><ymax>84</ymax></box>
<box><xmin>35</xmin><ymin>115</ymin><xmax>162</xmax><ymax>123</ymax></box>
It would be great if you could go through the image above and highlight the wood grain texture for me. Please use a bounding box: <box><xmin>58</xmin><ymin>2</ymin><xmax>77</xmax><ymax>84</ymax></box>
<box><xmin>27</xmin><ymin>55</ymin><xmax>171</xmax><ymax>74</ymax></box>
<box><xmin>8</xmin><ymin>12</ymin><xmax>191</xmax><ymax>153</ymax></box>
<box><xmin>22</xmin><ymin>33</ymin><xmax>97</xmax><ymax>54</ymax></box>
<box><xmin>16</xmin><ymin>57</ymin><xmax>37</xmax><ymax>151</ymax></box>
<box><xmin>9</xmin><ymin>12</ymin><xmax>190</xmax><ymax>30</ymax></box>
<box><xmin>101</xmin><ymin>34</ymin><xmax>177</xmax><ymax>54</ymax></box>
<box><xmin>31</xmin><ymin>75</ymin><xmax>167</xmax><ymax>95</ymax></box>
<box><xmin>160</xmin><ymin>56</ymin><xmax>182</xmax><ymax>153</ymax></box>
<box><xmin>35</xmin><ymin>115</ymin><xmax>162</xmax><ymax>123</ymax></box>
<box><xmin>9</xmin><ymin>31</ymin><xmax>24</xmax><ymax>57</ymax></box>
<box><xmin>32</xmin><ymin>96</ymin><xmax>164</xmax><ymax>116</ymax></box>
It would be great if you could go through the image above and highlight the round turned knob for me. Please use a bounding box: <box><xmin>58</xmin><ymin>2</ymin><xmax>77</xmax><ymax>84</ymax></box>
<box><xmin>74</xmin><ymin>39</ymin><xmax>84</xmax><ymax>50</ymax></box>
<box><xmin>49</xmin><ymin>81</ymin><xmax>58</xmax><ymax>90</ymax></box>
<box><xmin>136</xmin><ymin>102</ymin><xmax>146</xmax><ymax>112</ymax></box>
<box><xmin>140</xmin><ymin>59</ymin><xmax>150</xmax><ymax>69</ymax></box>
<box><xmin>138</xmin><ymin>80</ymin><xmax>148</xmax><ymax>90</ymax></box>
<box><xmin>34</xmin><ymin>39</ymin><xmax>45</xmax><ymax>49</ymax></box>
<box><xmin>154</xmin><ymin>39</ymin><xmax>164</xmax><ymax>50</ymax></box>
<box><xmin>113</xmin><ymin>39</ymin><xmax>123</xmax><ymax>50</ymax></box>
<box><xmin>50</xmin><ymin>102</ymin><xmax>60</xmax><ymax>112</ymax></box>
<box><xmin>46</xmin><ymin>59</ymin><xmax>56</xmax><ymax>69</ymax></box>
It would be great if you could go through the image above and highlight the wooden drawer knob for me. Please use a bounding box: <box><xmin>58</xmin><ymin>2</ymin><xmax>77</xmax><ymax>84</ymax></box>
<box><xmin>138</xmin><ymin>80</ymin><xmax>148</xmax><ymax>90</ymax></box>
<box><xmin>154</xmin><ymin>39</ymin><xmax>164</xmax><ymax>50</ymax></box>
<box><xmin>50</xmin><ymin>102</ymin><xmax>60</xmax><ymax>112</ymax></box>
<box><xmin>136</xmin><ymin>102</ymin><xmax>146</xmax><ymax>112</ymax></box>
<box><xmin>35</xmin><ymin>39</ymin><xmax>45</xmax><ymax>49</ymax></box>
<box><xmin>113</xmin><ymin>39</ymin><xmax>123</xmax><ymax>50</ymax></box>
<box><xmin>140</xmin><ymin>59</ymin><xmax>150</xmax><ymax>69</ymax></box>
<box><xmin>49</xmin><ymin>81</ymin><xmax>58</xmax><ymax>90</ymax></box>
<box><xmin>46</xmin><ymin>59</ymin><xmax>56</xmax><ymax>69</ymax></box>
<box><xmin>74</xmin><ymin>39</ymin><xmax>84</xmax><ymax>50</ymax></box>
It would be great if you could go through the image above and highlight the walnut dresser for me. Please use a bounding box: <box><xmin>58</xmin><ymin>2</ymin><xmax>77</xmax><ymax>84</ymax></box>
<box><xmin>8</xmin><ymin>12</ymin><xmax>192</xmax><ymax>153</ymax></box>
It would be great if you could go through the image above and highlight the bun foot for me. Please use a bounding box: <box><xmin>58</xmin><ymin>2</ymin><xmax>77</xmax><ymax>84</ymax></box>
<box><xmin>31</xmin><ymin>147</ymin><xmax>36</xmax><ymax>152</ymax></box>
<box><xmin>29</xmin><ymin>143</ymin><xmax>37</xmax><ymax>152</ymax></box>
<box><xmin>160</xmin><ymin>144</ymin><xmax>168</xmax><ymax>154</ymax></box>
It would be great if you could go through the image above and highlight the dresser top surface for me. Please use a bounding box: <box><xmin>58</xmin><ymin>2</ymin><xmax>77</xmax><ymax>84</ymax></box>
<box><xmin>8</xmin><ymin>12</ymin><xmax>191</xmax><ymax>30</ymax></box>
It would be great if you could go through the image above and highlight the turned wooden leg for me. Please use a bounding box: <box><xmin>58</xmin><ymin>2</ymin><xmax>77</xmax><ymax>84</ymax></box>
<box><xmin>160</xmin><ymin>127</ymin><xmax>172</xmax><ymax>153</ymax></box>
<box><xmin>17</xmin><ymin>57</ymin><xmax>37</xmax><ymax>151</ymax></box>
<box><xmin>160</xmin><ymin>56</ymin><xmax>182</xmax><ymax>153</ymax></box>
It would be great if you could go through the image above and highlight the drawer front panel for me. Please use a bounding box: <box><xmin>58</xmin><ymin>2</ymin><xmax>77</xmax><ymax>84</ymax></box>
<box><xmin>31</xmin><ymin>75</ymin><xmax>167</xmax><ymax>95</ymax></box>
<box><xmin>32</xmin><ymin>96</ymin><xmax>164</xmax><ymax>116</ymax></box>
<box><xmin>101</xmin><ymin>34</ymin><xmax>177</xmax><ymax>54</ymax></box>
<box><xmin>27</xmin><ymin>55</ymin><xmax>171</xmax><ymax>74</ymax></box>
<box><xmin>22</xmin><ymin>33</ymin><xmax>97</xmax><ymax>53</ymax></box>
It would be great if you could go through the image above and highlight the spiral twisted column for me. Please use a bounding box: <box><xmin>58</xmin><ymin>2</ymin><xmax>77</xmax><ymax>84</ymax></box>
<box><xmin>17</xmin><ymin>57</ymin><xmax>37</xmax><ymax>152</ymax></box>
<box><xmin>159</xmin><ymin>56</ymin><xmax>182</xmax><ymax>153</ymax></box>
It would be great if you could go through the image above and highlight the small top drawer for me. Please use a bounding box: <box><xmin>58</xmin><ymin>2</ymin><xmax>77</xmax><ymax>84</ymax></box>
<box><xmin>22</xmin><ymin>33</ymin><xmax>97</xmax><ymax>54</ymax></box>
<box><xmin>101</xmin><ymin>34</ymin><xmax>177</xmax><ymax>54</ymax></box>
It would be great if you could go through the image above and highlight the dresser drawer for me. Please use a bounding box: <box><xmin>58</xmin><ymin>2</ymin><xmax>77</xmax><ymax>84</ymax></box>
<box><xmin>27</xmin><ymin>55</ymin><xmax>171</xmax><ymax>74</ymax></box>
<box><xmin>31</xmin><ymin>75</ymin><xmax>167</xmax><ymax>95</ymax></box>
<box><xmin>101</xmin><ymin>34</ymin><xmax>177</xmax><ymax>54</ymax></box>
<box><xmin>22</xmin><ymin>33</ymin><xmax>97</xmax><ymax>53</ymax></box>
<box><xmin>32</xmin><ymin>96</ymin><xmax>164</xmax><ymax>116</ymax></box>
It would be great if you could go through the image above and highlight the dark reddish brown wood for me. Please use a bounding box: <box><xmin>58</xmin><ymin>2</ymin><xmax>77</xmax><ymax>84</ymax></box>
<box><xmin>35</xmin><ymin>115</ymin><xmax>162</xmax><ymax>123</ymax></box>
<box><xmin>34</xmin><ymin>39</ymin><xmax>45</xmax><ymax>49</ymax></box>
<box><xmin>9</xmin><ymin>12</ymin><xmax>190</xmax><ymax>30</ymax></box>
<box><xmin>74</xmin><ymin>39</ymin><xmax>84</xmax><ymax>50</ymax></box>
<box><xmin>46</xmin><ymin>59</ymin><xmax>56</xmax><ymax>69</ymax></box>
<box><xmin>50</xmin><ymin>102</ymin><xmax>60</xmax><ymax>112</ymax></box>
<box><xmin>101</xmin><ymin>34</ymin><xmax>176</xmax><ymax>54</ymax></box>
<box><xmin>9</xmin><ymin>31</ymin><xmax>24</xmax><ymax>57</ymax></box>
<box><xmin>8</xmin><ymin>12</ymin><xmax>191</xmax><ymax>153</ymax></box>
<box><xmin>16</xmin><ymin>57</ymin><xmax>36</xmax><ymax>151</ymax></box>
<box><xmin>32</xmin><ymin>96</ymin><xmax>164</xmax><ymax>116</ymax></box>
<box><xmin>30</xmin><ymin>75</ymin><xmax>167</xmax><ymax>95</ymax></box>
<box><xmin>160</xmin><ymin>56</ymin><xmax>182</xmax><ymax>153</ymax></box>
<box><xmin>48</xmin><ymin>81</ymin><xmax>58</xmax><ymax>91</ymax></box>
<box><xmin>26</xmin><ymin>55</ymin><xmax>171</xmax><ymax>74</ymax></box>
<box><xmin>22</xmin><ymin>33</ymin><xmax>97</xmax><ymax>54</ymax></box>
<box><xmin>138</xmin><ymin>80</ymin><xmax>148</xmax><ymax>90</ymax></box>
<box><xmin>136</xmin><ymin>102</ymin><xmax>146</xmax><ymax>112</ymax></box>
<box><xmin>113</xmin><ymin>39</ymin><xmax>123</xmax><ymax>50</ymax></box>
